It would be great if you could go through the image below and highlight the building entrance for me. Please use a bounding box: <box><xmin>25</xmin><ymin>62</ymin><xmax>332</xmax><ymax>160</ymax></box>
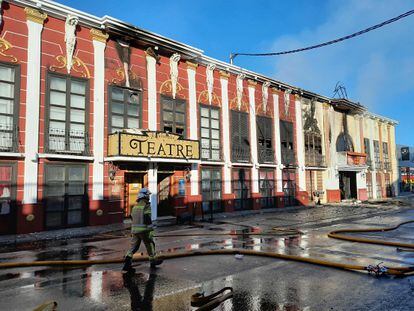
<box><xmin>157</xmin><ymin>172</ymin><xmax>174</xmax><ymax>217</ymax></box>
<box><xmin>339</xmin><ymin>171</ymin><xmax>357</xmax><ymax>200</ymax></box>
<box><xmin>124</xmin><ymin>173</ymin><xmax>144</xmax><ymax>217</ymax></box>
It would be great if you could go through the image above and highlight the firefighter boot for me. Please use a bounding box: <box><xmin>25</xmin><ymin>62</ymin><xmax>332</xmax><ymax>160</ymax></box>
<box><xmin>122</xmin><ymin>256</ymin><xmax>135</xmax><ymax>274</ymax></box>
<box><xmin>150</xmin><ymin>258</ymin><xmax>163</xmax><ymax>268</ymax></box>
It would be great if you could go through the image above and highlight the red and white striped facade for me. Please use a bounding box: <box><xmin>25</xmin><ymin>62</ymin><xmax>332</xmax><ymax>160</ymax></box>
<box><xmin>0</xmin><ymin>0</ymin><xmax>398</xmax><ymax>234</ymax></box>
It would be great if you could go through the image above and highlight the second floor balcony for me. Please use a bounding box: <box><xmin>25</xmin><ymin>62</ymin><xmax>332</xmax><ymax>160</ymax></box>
<box><xmin>258</xmin><ymin>148</ymin><xmax>275</xmax><ymax>164</ymax></box>
<box><xmin>281</xmin><ymin>148</ymin><xmax>296</xmax><ymax>166</ymax></box>
<box><xmin>305</xmin><ymin>151</ymin><xmax>326</xmax><ymax>167</ymax></box>
<box><xmin>0</xmin><ymin>124</ymin><xmax>19</xmax><ymax>153</ymax></box>
<box><xmin>337</xmin><ymin>151</ymin><xmax>367</xmax><ymax>167</ymax></box>
<box><xmin>232</xmin><ymin>146</ymin><xmax>250</xmax><ymax>163</ymax></box>
<box><xmin>47</xmin><ymin>128</ymin><xmax>91</xmax><ymax>156</ymax></box>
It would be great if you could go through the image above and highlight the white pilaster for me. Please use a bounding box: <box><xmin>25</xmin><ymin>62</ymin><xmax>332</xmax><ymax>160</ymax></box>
<box><xmin>295</xmin><ymin>98</ymin><xmax>306</xmax><ymax>191</ymax></box>
<box><xmin>148</xmin><ymin>163</ymin><xmax>158</xmax><ymax>220</ymax></box>
<box><xmin>248</xmin><ymin>82</ymin><xmax>259</xmax><ymax>193</ymax></box>
<box><xmin>23</xmin><ymin>9</ymin><xmax>46</xmax><ymax>204</ymax></box>
<box><xmin>220</xmin><ymin>73</ymin><xmax>232</xmax><ymax>194</ymax></box>
<box><xmin>187</xmin><ymin>62</ymin><xmax>198</xmax><ymax>195</ymax></box>
<box><xmin>369</xmin><ymin>118</ymin><xmax>378</xmax><ymax>199</ymax></box>
<box><xmin>91</xmin><ymin>29</ymin><xmax>108</xmax><ymax>201</ymax></box>
<box><xmin>146</xmin><ymin>53</ymin><xmax>157</xmax><ymax>131</ymax></box>
<box><xmin>326</xmin><ymin>106</ymin><xmax>339</xmax><ymax>190</ymax></box>
<box><xmin>272</xmin><ymin>92</ymin><xmax>283</xmax><ymax>193</ymax></box>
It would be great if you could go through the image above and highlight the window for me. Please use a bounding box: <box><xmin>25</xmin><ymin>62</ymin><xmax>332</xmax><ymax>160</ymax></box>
<box><xmin>201</xmin><ymin>168</ymin><xmax>223</xmax><ymax>217</ymax></box>
<box><xmin>364</xmin><ymin>138</ymin><xmax>372</xmax><ymax>168</ymax></box>
<box><xmin>373</xmin><ymin>140</ymin><xmax>381</xmax><ymax>169</ymax></box>
<box><xmin>366</xmin><ymin>172</ymin><xmax>373</xmax><ymax>199</ymax></box>
<box><xmin>44</xmin><ymin>164</ymin><xmax>87</xmax><ymax>229</ymax></box>
<box><xmin>282</xmin><ymin>169</ymin><xmax>296</xmax><ymax>206</ymax></box>
<box><xmin>259</xmin><ymin>169</ymin><xmax>275</xmax><ymax>208</ymax></box>
<box><xmin>109</xmin><ymin>86</ymin><xmax>142</xmax><ymax>133</ymax></box>
<box><xmin>336</xmin><ymin>132</ymin><xmax>354</xmax><ymax>152</ymax></box>
<box><xmin>257</xmin><ymin>116</ymin><xmax>274</xmax><ymax>163</ymax></box>
<box><xmin>383</xmin><ymin>142</ymin><xmax>390</xmax><ymax>170</ymax></box>
<box><xmin>161</xmin><ymin>96</ymin><xmax>186</xmax><ymax>137</ymax></box>
<box><xmin>233</xmin><ymin>168</ymin><xmax>251</xmax><ymax>210</ymax></box>
<box><xmin>200</xmin><ymin>105</ymin><xmax>221</xmax><ymax>161</ymax></box>
<box><xmin>0</xmin><ymin>63</ymin><xmax>19</xmax><ymax>151</ymax></box>
<box><xmin>280</xmin><ymin>121</ymin><xmax>295</xmax><ymax>165</ymax></box>
<box><xmin>304</xmin><ymin>132</ymin><xmax>324</xmax><ymax>167</ymax></box>
<box><xmin>231</xmin><ymin>111</ymin><xmax>250</xmax><ymax>162</ymax></box>
<box><xmin>46</xmin><ymin>74</ymin><xmax>89</xmax><ymax>154</ymax></box>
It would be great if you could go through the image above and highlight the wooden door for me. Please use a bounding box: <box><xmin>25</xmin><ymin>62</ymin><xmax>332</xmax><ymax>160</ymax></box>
<box><xmin>125</xmin><ymin>174</ymin><xmax>143</xmax><ymax>216</ymax></box>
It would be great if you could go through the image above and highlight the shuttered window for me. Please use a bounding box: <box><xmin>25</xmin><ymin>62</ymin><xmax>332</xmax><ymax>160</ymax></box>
<box><xmin>231</xmin><ymin>111</ymin><xmax>250</xmax><ymax>162</ymax></box>
<box><xmin>257</xmin><ymin>116</ymin><xmax>274</xmax><ymax>163</ymax></box>
<box><xmin>280</xmin><ymin>121</ymin><xmax>295</xmax><ymax>165</ymax></box>
<box><xmin>373</xmin><ymin>140</ymin><xmax>381</xmax><ymax>169</ymax></box>
<box><xmin>108</xmin><ymin>86</ymin><xmax>142</xmax><ymax>133</ymax></box>
<box><xmin>161</xmin><ymin>96</ymin><xmax>186</xmax><ymax>137</ymax></box>
<box><xmin>364</xmin><ymin>138</ymin><xmax>372</xmax><ymax>168</ymax></box>
<box><xmin>200</xmin><ymin>105</ymin><xmax>221</xmax><ymax>161</ymax></box>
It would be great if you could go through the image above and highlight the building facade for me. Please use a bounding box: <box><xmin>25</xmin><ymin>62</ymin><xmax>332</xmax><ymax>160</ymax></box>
<box><xmin>0</xmin><ymin>0</ymin><xmax>399</xmax><ymax>234</ymax></box>
<box><xmin>397</xmin><ymin>145</ymin><xmax>414</xmax><ymax>193</ymax></box>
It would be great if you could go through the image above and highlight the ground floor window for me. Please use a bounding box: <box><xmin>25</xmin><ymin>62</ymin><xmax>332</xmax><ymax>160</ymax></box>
<box><xmin>0</xmin><ymin>163</ymin><xmax>16</xmax><ymax>234</ymax></box>
<box><xmin>366</xmin><ymin>172</ymin><xmax>373</xmax><ymax>199</ymax></box>
<box><xmin>44</xmin><ymin>164</ymin><xmax>87</xmax><ymax>229</ymax></box>
<box><xmin>233</xmin><ymin>168</ymin><xmax>251</xmax><ymax>210</ymax></box>
<box><xmin>282</xmin><ymin>169</ymin><xmax>296</xmax><ymax>206</ymax></box>
<box><xmin>259</xmin><ymin>169</ymin><xmax>275</xmax><ymax>208</ymax></box>
<box><xmin>201</xmin><ymin>167</ymin><xmax>223</xmax><ymax>216</ymax></box>
<box><xmin>305</xmin><ymin>170</ymin><xmax>324</xmax><ymax>202</ymax></box>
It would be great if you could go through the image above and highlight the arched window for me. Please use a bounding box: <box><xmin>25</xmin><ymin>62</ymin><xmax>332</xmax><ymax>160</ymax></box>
<box><xmin>336</xmin><ymin>132</ymin><xmax>354</xmax><ymax>152</ymax></box>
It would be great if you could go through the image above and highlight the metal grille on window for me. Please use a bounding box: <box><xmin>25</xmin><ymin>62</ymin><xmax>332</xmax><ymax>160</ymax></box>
<box><xmin>280</xmin><ymin>121</ymin><xmax>295</xmax><ymax>165</ymax></box>
<box><xmin>233</xmin><ymin>168</ymin><xmax>251</xmax><ymax>210</ymax></box>
<box><xmin>0</xmin><ymin>65</ymin><xmax>18</xmax><ymax>151</ymax></box>
<box><xmin>259</xmin><ymin>170</ymin><xmax>275</xmax><ymax>208</ymax></box>
<box><xmin>110</xmin><ymin>86</ymin><xmax>141</xmax><ymax>133</ymax></box>
<box><xmin>257</xmin><ymin>116</ymin><xmax>274</xmax><ymax>163</ymax></box>
<box><xmin>200</xmin><ymin>106</ymin><xmax>220</xmax><ymax>161</ymax></box>
<box><xmin>231</xmin><ymin>111</ymin><xmax>250</xmax><ymax>162</ymax></box>
<box><xmin>373</xmin><ymin>140</ymin><xmax>381</xmax><ymax>169</ymax></box>
<box><xmin>48</xmin><ymin>76</ymin><xmax>88</xmax><ymax>154</ymax></box>
<box><xmin>201</xmin><ymin>168</ymin><xmax>223</xmax><ymax>216</ymax></box>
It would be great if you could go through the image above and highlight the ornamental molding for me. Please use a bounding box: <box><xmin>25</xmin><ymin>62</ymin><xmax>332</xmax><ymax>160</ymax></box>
<box><xmin>262</xmin><ymin>81</ymin><xmax>271</xmax><ymax>113</ymax></box>
<box><xmin>236</xmin><ymin>73</ymin><xmax>245</xmax><ymax>110</ymax></box>
<box><xmin>65</xmin><ymin>14</ymin><xmax>79</xmax><ymax>74</ymax></box>
<box><xmin>49</xmin><ymin>54</ymin><xmax>90</xmax><ymax>78</ymax></box>
<box><xmin>284</xmin><ymin>89</ymin><xmax>292</xmax><ymax>117</ymax></box>
<box><xmin>111</xmin><ymin>66</ymin><xmax>139</xmax><ymax>86</ymax></box>
<box><xmin>169</xmin><ymin>53</ymin><xmax>181</xmax><ymax>99</ymax></box>
<box><xmin>24</xmin><ymin>7</ymin><xmax>47</xmax><ymax>24</ymax></box>
<box><xmin>159</xmin><ymin>79</ymin><xmax>185</xmax><ymax>99</ymax></box>
<box><xmin>186</xmin><ymin>61</ymin><xmax>198</xmax><ymax>70</ymax></box>
<box><xmin>0</xmin><ymin>0</ymin><xmax>3</xmax><ymax>28</ymax></box>
<box><xmin>198</xmin><ymin>89</ymin><xmax>221</xmax><ymax>106</ymax></box>
<box><xmin>90</xmin><ymin>28</ymin><xmax>108</xmax><ymax>43</ymax></box>
<box><xmin>206</xmin><ymin>63</ymin><xmax>215</xmax><ymax>105</ymax></box>
<box><xmin>0</xmin><ymin>37</ymin><xmax>17</xmax><ymax>63</ymax></box>
<box><xmin>219</xmin><ymin>70</ymin><xmax>230</xmax><ymax>79</ymax></box>
<box><xmin>247</xmin><ymin>79</ymin><xmax>257</xmax><ymax>87</ymax></box>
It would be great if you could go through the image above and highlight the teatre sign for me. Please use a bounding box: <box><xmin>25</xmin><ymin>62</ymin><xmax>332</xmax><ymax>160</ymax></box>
<box><xmin>108</xmin><ymin>131</ymin><xmax>200</xmax><ymax>160</ymax></box>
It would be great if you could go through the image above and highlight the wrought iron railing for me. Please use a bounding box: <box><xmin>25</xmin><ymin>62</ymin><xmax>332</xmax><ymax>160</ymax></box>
<box><xmin>47</xmin><ymin>128</ymin><xmax>91</xmax><ymax>155</ymax></box>
<box><xmin>384</xmin><ymin>161</ymin><xmax>392</xmax><ymax>170</ymax></box>
<box><xmin>232</xmin><ymin>146</ymin><xmax>250</xmax><ymax>163</ymax></box>
<box><xmin>281</xmin><ymin>149</ymin><xmax>296</xmax><ymax>166</ymax></box>
<box><xmin>258</xmin><ymin>148</ymin><xmax>275</xmax><ymax>163</ymax></box>
<box><xmin>305</xmin><ymin>152</ymin><xmax>326</xmax><ymax>167</ymax></box>
<box><xmin>0</xmin><ymin>124</ymin><xmax>19</xmax><ymax>152</ymax></box>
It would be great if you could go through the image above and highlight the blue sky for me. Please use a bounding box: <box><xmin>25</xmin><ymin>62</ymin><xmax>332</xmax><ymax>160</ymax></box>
<box><xmin>58</xmin><ymin>0</ymin><xmax>413</xmax><ymax>145</ymax></box>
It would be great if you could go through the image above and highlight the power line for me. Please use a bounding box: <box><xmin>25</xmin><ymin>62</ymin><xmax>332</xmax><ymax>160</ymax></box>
<box><xmin>230</xmin><ymin>8</ymin><xmax>414</xmax><ymax>64</ymax></box>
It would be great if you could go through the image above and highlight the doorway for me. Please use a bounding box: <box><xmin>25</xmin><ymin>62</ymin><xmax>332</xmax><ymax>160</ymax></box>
<box><xmin>339</xmin><ymin>171</ymin><xmax>357</xmax><ymax>200</ymax></box>
<box><xmin>157</xmin><ymin>173</ymin><xmax>174</xmax><ymax>217</ymax></box>
<box><xmin>124</xmin><ymin>173</ymin><xmax>144</xmax><ymax>217</ymax></box>
<box><xmin>282</xmin><ymin>168</ymin><xmax>296</xmax><ymax>206</ymax></box>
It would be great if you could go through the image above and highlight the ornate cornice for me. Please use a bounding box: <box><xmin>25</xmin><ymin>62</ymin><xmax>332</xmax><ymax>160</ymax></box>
<box><xmin>186</xmin><ymin>61</ymin><xmax>198</xmax><ymax>70</ymax></box>
<box><xmin>90</xmin><ymin>28</ymin><xmax>109</xmax><ymax>43</ymax></box>
<box><xmin>24</xmin><ymin>7</ymin><xmax>47</xmax><ymax>24</ymax></box>
<box><xmin>219</xmin><ymin>70</ymin><xmax>230</xmax><ymax>79</ymax></box>
<box><xmin>271</xmin><ymin>87</ymin><xmax>279</xmax><ymax>94</ymax></box>
<box><xmin>247</xmin><ymin>79</ymin><xmax>257</xmax><ymax>87</ymax></box>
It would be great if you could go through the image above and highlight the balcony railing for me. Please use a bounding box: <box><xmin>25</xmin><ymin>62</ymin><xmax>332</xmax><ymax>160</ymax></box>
<box><xmin>305</xmin><ymin>152</ymin><xmax>326</xmax><ymax>167</ymax></box>
<box><xmin>47</xmin><ymin>128</ymin><xmax>91</xmax><ymax>156</ymax></box>
<box><xmin>375</xmin><ymin>161</ymin><xmax>383</xmax><ymax>170</ymax></box>
<box><xmin>384</xmin><ymin>161</ymin><xmax>392</xmax><ymax>171</ymax></box>
<box><xmin>0</xmin><ymin>124</ymin><xmax>19</xmax><ymax>152</ymax></box>
<box><xmin>281</xmin><ymin>149</ymin><xmax>296</xmax><ymax>166</ymax></box>
<box><xmin>231</xmin><ymin>146</ymin><xmax>250</xmax><ymax>163</ymax></box>
<box><xmin>337</xmin><ymin>151</ymin><xmax>367</xmax><ymax>167</ymax></box>
<box><xmin>258</xmin><ymin>148</ymin><xmax>275</xmax><ymax>164</ymax></box>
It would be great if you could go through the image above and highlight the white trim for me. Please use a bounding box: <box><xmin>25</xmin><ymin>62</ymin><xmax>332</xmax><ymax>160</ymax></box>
<box><xmin>148</xmin><ymin>163</ymin><xmax>158</xmax><ymax>220</ymax></box>
<box><xmin>38</xmin><ymin>153</ymin><xmax>95</xmax><ymax>161</ymax></box>
<box><xmin>92</xmin><ymin>39</ymin><xmax>106</xmax><ymax>200</ymax></box>
<box><xmin>200</xmin><ymin>161</ymin><xmax>225</xmax><ymax>166</ymax></box>
<box><xmin>104</xmin><ymin>156</ymin><xmax>200</xmax><ymax>164</ymax></box>
<box><xmin>273</xmin><ymin>93</ymin><xmax>283</xmax><ymax>193</ymax></box>
<box><xmin>305</xmin><ymin>166</ymin><xmax>327</xmax><ymax>171</ymax></box>
<box><xmin>23</xmin><ymin>19</ymin><xmax>43</xmax><ymax>204</ymax></box>
<box><xmin>220</xmin><ymin>77</ymin><xmax>232</xmax><ymax>194</ymax></box>
<box><xmin>232</xmin><ymin>162</ymin><xmax>253</xmax><ymax>167</ymax></box>
<box><xmin>337</xmin><ymin>165</ymin><xmax>368</xmax><ymax>172</ymax></box>
<box><xmin>248</xmin><ymin>84</ymin><xmax>259</xmax><ymax>193</ymax></box>
<box><xmin>146</xmin><ymin>54</ymin><xmax>157</xmax><ymax>131</ymax></box>
<box><xmin>258</xmin><ymin>164</ymin><xmax>278</xmax><ymax>168</ymax></box>
<box><xmin>187</xmin><ymin>66</ymin><xmax>197</xmax><ymax>140</ymax></box>
<box><xmin>0</xmin><ymin>152</ymin><xmax>25</xmax><ymax>158</ymax></box>
<box><xmin>295</xmin><ymin>99</ymin><xmax>306</xmax><ymax>192</ymax></box>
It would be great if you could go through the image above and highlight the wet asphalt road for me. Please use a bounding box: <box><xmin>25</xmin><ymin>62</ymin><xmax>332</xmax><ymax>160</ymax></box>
<box><xmin>1</xmin><ymin>202</ymin><xmax>414</xmax><ymax>310</ymax></box>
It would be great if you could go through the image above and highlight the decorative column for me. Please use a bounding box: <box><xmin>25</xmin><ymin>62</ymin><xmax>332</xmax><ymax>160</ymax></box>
<box><xmin>248</xmin><ymin>80</ymin><xmax>259</xmax><ymax>194</ymax></box>
<box><xmin>272</xmin><ymin>89</ymin><xmax>283</xmax><ymax>193</ymax></box>
<box><xmin>91</xmin><ymin>29</ymin><xmax>108</xmax><ymax>201</ymax></box>
<box><xmin>148</xmin><ymin>163</ymin><xmax>158</xmax><ymax>220</ymax></box>
<box><xmin>23</xmin><ymin>8</ymin><xmax>47</xmax><ymax>204</ymax></box>
<box><xmin>369</xmin><ymin>118</ymin><xmax>378</xmax><ymax>199</ymax></box>
<box><xmin>146</xmin><ymin>49</ymin><xmax>157</xmax><ymax>131</ymax></box>
<box><xmin>295</xmin><ymin>96</ymin><xmax>306</xmax><ymax>193</ymax></box>
<box><xmin>325</xmin><ymin>105</ymin><xmax>340</xmax><ymax>202</ymax></box>
<box><xmin>220</xmin><ymin>71</ymin><xmax>232</xmax><ymax>194</ymax></box>
<box><xmin>186</xmin><ymin>61</ymin><xmax>199</xmax><ymax>196</ymax></box>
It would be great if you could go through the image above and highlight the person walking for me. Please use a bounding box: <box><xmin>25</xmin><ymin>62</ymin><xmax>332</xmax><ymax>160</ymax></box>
<box><xmin>122</xmin><ymin>187</ymin><xmax>163</xmax><ymax>273</ymax></box>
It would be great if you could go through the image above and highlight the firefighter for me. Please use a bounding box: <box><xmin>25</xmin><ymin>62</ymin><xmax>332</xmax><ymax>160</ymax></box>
<box><xmin>122</xmin><ymin>187</ymin><xmax>163</xmax><ymax>273</ymax></box>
